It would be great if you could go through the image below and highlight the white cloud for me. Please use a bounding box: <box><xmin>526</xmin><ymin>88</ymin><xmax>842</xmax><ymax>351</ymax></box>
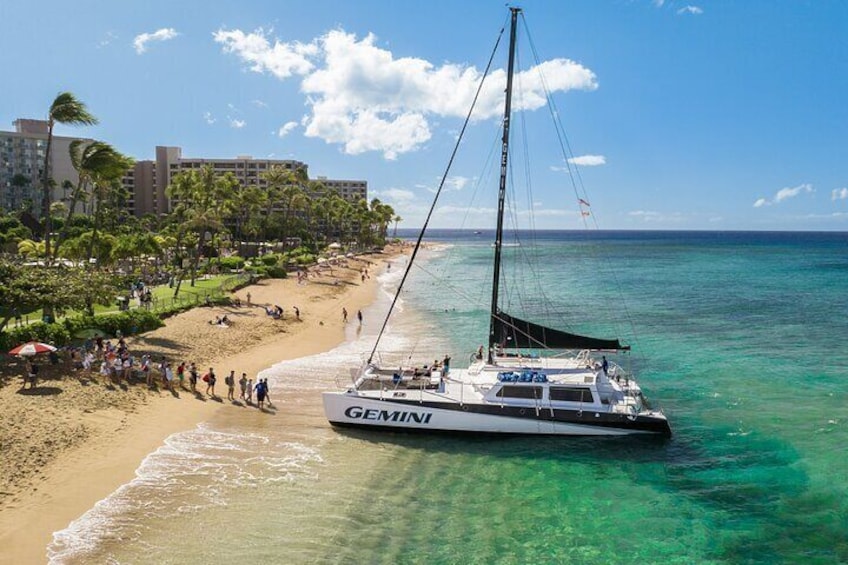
<box><xmin>213</xmin><ymin>28</ymin><xmax>318</xmax><ymax>78</ymax></box>
<box><xmin>252</xmin><ymin>99</ymin><xmax>268</xmax><ymax>108</ymax></box>
<box><xmin>832</xmin><ymin>187</ymin><xmax>848</xmax><ymax>201</ymax></box>
<box><xmin>98</xmin><ymin>31</ymin><xmax>118</xmax><ymax>48</ymax></box>
<box><xmin>445</xmin><ymin>176</ymin><xmax>470</xmax><ymax>191</ymax></box>
<box><xmin>517</xmin><ymin>208</ymin><xmax>570</xmax><ymax>217</ymax></box>
<box><xmin>133</xmin><ymin>28</ymin><xmax>179</xmax><ymax>54</ymax></box>
<box><xmin>628</xmin><ymin>210</ymin><xmax>689</xmax><ymax>224</ymax></box>
<box><xmin>216</xmin><ymin>27</ymin><xmax>598</xmax><ymax>159</ymax></box>
<box><xmin>229</xmin><ymin>117</ymin><xmax>246</xmax><ymax>129</ymax></box>
<box><xmin>568</xmin><ymin>154</ymin><xmax>606</xmax><ymax>166</ymax></box>
<box><xmin>653</xmin><ymin>0</ymin><xmax>665</xmax><ymax>6</ymax></box>
<box><xmin>437</xmin><ymin>205</ymin><xmax>497</xmax><ymax>216</ymax></box>
<box><xmin>677</xmin><ymin>6</ymin><xmax>704</xmax><ymax>15</ymax></box>
<box><xmin>753</xmin><ymin>183</ymin><xmax>813</xmax><ymax>207</ymax></box>
<box><xmin>277</xmin><ymin>121</ymin><xmax>298</xmax><ymax>137</ymax></box>
<box><xmin>203</xmin><ymin>111</ymin><xmax>216</xmax><ymax>125</ymax></box>
<box><xmin>380</xmin><ymin>188</ymin><xmax>416</xmax><ymax>203</ymax></box>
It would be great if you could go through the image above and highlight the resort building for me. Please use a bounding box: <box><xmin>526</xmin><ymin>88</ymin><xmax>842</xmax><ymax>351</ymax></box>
<box><xmin>2</xmin><ymin>118</ymin><xmax>368</xmax><ymax>219</ymax></box>
<box><xmin>311</xmin><ymin>177</ymin><xmax>368</xmax><ymax>201</ymax></box>
<box><xmin>0</xmin><ymin>119</ymin><xmax>92</xmax><ymax>216</ymax></box>
<box><xmin>126</xmin><ymin>147</ymin><xmax>367</xmax><ymax>218</ymax></box>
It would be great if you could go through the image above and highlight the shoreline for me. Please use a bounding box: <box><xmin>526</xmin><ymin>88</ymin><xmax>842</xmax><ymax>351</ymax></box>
<box><xmin>0</xmin><ymin>249</ymin><xmax>399</xmax><ymax>564</ymax></box>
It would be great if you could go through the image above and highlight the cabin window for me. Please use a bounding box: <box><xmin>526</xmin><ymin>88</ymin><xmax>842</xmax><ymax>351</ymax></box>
<box><xmin>495</xmin><ymin>386</ymin><xmax>541</xmax><ymax>399</ymax></box>
<box><xmin>549</xmin><ymin>387</ymin><xmax>594</xmax><ymax>403</ymax></box>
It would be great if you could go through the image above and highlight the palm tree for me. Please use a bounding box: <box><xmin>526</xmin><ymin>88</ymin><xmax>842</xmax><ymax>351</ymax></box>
<box><xmin>166</xmin><ymin>166</ymin><xmax>238</xmax><ymax>293</ymax></box>
<box><xmin>17</xmin><ymin>238</ymin><xmax>46</xmax><ymax>259</ymax></box>
<box><xmin>392</xmin><ymin>214</ymin><xmax>402</xmax><ymax>238</ymax></box>
<box><xmin>260</xmin><ymin>164</ymin><xmax>308</xmax><ymax>244</ymax></box>
<box><xmin>62</xmin><ymin>141</ymin><xmax>123</xmax><ymax>239</ymax></box>
<box><xmin>40</xmin><ymin>92</ymin><xmax>98</xmax><ymax>260</ymax></box>
<box><xmin>86</xmin><ymin>151</ymin><xmax>134</xmax><ymax>263</ymax></box>
<box><xmin>9</xmin><ymin>174</ymin><xmax>30</xmax><ymax>211</ymax></box>
<box><xmin>231</xmin><ymin>185</ymin><xmax>267</xmax><ymax>254</ymax></box>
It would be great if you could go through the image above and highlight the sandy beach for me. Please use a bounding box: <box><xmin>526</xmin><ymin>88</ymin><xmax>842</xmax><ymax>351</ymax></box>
<box><xmin>0</xmin><ymin>248</ymin><xmax>399</xmax><ymax>564</ymax></box>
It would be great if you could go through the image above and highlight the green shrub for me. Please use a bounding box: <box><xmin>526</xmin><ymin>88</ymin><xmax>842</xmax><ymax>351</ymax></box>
<box><xmin>260</xmin><ymin>253</ymin><xmax>279</xmax><ymax>267</ymax></box>
<box><xmin>266</xmin><ymin>266</ymin><xmax>288</xmax><ymax>279</ymax></box>
<box><xmin>218</xmin><ymin>256</ymin><xmax>245</xmax><ymax>271</ymax></box>
<box><xmin>0</xmin><ymin>309</ymin><xmax>164</xmax><ymax>351</ymax></box>
<box><xmin>246</xmin><ymin>265</ymin><xmax>269</xmax><ymax>277</ymax></box>
<box><xmin>296</xmin><ymin>253</ymin><xmax>316</xmax><ymax>265</ymax></box>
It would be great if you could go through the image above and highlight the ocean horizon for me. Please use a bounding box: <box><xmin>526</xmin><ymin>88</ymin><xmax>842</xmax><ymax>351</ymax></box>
<box><xmin>48</xmin><ymin>230</ymin><xmax>848</xmax><ymax>564</ymax></box>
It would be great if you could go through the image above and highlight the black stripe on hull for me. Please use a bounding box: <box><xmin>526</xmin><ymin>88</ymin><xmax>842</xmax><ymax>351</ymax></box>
<box><xmin>341</xmin><ymin>397</ymin><xmax>671</xmax><ymax>437</ymax></box>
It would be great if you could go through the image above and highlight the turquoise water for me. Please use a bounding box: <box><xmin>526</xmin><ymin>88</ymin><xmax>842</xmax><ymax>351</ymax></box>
<box><xmin>48</xmin><ymin>231</ymin><xmax>848</xmax><ymax>564</ymax></box>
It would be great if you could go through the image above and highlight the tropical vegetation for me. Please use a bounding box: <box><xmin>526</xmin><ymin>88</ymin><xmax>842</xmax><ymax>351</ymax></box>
<box><xmin>0</xmin><ymin>90</ymin><xmax>398</xmax><ymax>343</ymax></box>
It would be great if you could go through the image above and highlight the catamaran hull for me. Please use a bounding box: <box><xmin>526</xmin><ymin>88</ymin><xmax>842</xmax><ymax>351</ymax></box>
<box><xmin>323</xmin><ymin>392</ymin><xmax>670</xmax><ymax>437</ymax></box>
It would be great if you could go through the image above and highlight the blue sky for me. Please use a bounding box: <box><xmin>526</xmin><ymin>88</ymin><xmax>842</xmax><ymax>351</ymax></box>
<box><xmin>2</xmin><ymin>0</ymin><xmax>847</xmax><ymax>230</ymax></box>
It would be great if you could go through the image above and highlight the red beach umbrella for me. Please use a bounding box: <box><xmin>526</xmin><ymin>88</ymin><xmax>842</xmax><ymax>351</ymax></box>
<box><xmin>8</xmin><ymin>341</ymin><xmax>57</xmax><ymax>357</ymax></box>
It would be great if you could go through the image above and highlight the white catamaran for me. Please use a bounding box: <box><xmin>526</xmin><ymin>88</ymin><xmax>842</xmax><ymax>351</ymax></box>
<box><xmin>323</xmin><ymin>7</ymin><xmax>671</xmax><ymax>437</ymax></box>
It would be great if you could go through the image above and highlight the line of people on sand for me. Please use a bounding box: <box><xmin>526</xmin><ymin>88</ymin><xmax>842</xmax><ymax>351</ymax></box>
<box><xmin>202</xmin><ymin>368</ymin><xmax>273</xmax><ymax>408</ymax></box>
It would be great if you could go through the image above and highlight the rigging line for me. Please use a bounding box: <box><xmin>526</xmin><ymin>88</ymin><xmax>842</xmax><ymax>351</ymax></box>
<box><xmin>410</xmin><ymin>260</ymin><xmax>490</xmax><ymax>311</ymax></box>
<box><xmin>522</xmin><ymin>12</ymin><xmax>642</xmax><ymax>351</ymax></box>
<box><xmin>521</xmin><ymin>14</ymin><xmax>589</xmax><ymax>227</ymax></box>
<box><xmin>415</xmin><ymin>86</ymin><xmax>504</xmax><ymax>315</ymax></box>
<box><xmin>367</xmin><ymin>22</ymin><xmax>507</xmax><ymax>365</ymax></box>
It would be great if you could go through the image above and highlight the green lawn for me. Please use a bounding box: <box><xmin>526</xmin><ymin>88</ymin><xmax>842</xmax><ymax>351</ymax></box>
<box><xmin>5</xmin><ymin>274</ymin><xmax>242</xmax><ymax>324</ymax></box>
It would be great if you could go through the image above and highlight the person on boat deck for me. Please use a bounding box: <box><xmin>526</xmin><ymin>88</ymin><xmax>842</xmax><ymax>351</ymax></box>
<box><xmin>476</xmin><ymin>345</ymin><xmax>484</xmax><ymax>360</ymax></box>
<box><xmin>602</xmin><ymin>356</ymin><xmax>609</xmax><ymax>376</ymax></box>
<box><xmin>443</xmin><ymin>355</ymin><xmax>451</xmax><ymax>375</ymax></box>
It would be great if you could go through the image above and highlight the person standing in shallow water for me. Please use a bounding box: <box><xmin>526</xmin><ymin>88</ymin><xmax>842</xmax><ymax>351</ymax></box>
<box><xmin>255</xmin><ymin>379</ymin><xmax>266</xmax><ymax>409</ymax></box>
<box><xmin>263</xmin><ymin>378</ymin><xmax>272</xmax><ymax>406</ymax></box>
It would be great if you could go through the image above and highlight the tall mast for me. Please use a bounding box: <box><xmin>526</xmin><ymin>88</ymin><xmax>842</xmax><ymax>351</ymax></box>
<box><xmin>488</xmin><ymin>6</ymin><xmax>520</xmax><ymax>364</ymax></box>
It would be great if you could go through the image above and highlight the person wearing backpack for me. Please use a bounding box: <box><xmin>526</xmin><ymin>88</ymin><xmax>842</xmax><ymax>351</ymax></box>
<box><xmin>204</xmin><ymin>368</ymin><xmax>216</xmax><ymax>397</ymax></box>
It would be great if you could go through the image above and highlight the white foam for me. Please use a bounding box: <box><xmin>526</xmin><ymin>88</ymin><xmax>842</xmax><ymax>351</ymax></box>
<box><xmin>47</xmin><ymin>424</ymin><xmax>321</xmax><ymax>564</ymax></box>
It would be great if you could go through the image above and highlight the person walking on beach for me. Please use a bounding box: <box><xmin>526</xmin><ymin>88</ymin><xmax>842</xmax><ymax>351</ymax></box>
<box><xmin>342</xmin><ymin>308</ymin><xmax>348</xmax><ymax>323</ymax></box>
<box><xmin>226</xmin><ymin>370</ymin><xmax>236</xmax><ymax>401</ymax></box>
<box><xmin>239</xmin><ymin>373</ymin><xmax>248</xmax><ymax>401</ymax></box>
<box><xmin>293</xmin><ymin>306</ymin><xmax>300</xmax><ymax>320</ymax></box>
<box><xmin>164</xmin><ymin>363</ymin><xmax>174</xmax><ymax>391</ymax></box>
<box><xmin>246</xmin><ymin>292</ymin><xmax>252</xmax><ymax>306</ymax></box>
<box><xmin>189</xmin><ymin>362</ymin><xmax>198</xmax><ymax>393</ymax></box>
<box><xmin>142</xmin><ymin>354</ymin><xmax>152</xmax><ymax>387</ymax></box>
<box><xmin>245</xmin><ymin>378</ymin><xmax>253</xmax><ymax>404</ymax></box>
<box><xmin>176</xmin><ymin>361</ymin><xmax>186</xmax><ymax>389</ymax></box>
<box><xmin>204</xmin><ymin>367</ymin><xmax>216</xmax><ymax>396</ymax></box>
<box><xmin>357</xmin><ymin>310</ymin><xmax>363</xmax><ymax>325</ymax></box>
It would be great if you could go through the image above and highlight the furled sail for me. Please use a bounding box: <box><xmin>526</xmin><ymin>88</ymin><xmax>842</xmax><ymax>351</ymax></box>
<box><xmin>493</xmin><ymin>310</ymin><xmax>629</xmax><ymax>351</ymax></box>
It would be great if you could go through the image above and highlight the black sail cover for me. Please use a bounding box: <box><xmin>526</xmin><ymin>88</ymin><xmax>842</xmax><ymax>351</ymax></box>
<box><xmin>493</xmin><ymin>310</ymin><xmax>628</xmax><ymax>350</ymax></box>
